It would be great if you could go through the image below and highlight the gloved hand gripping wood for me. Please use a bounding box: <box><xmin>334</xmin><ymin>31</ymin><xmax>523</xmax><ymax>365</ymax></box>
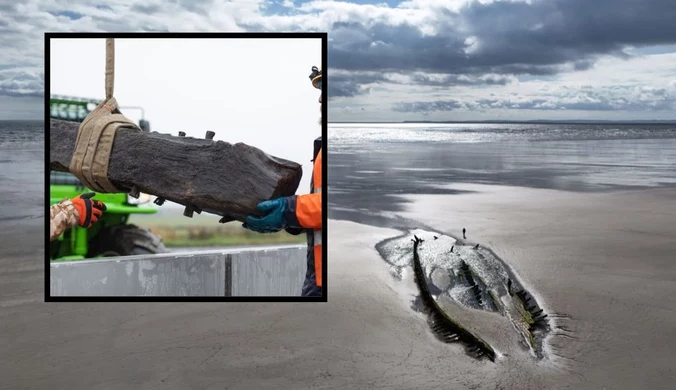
<box><xmin>50</xmin><ymin>193</ymin><xmax>108</xmax><ymax>241</ymax></box>
<box><xmin>72</xmin><ymin>192</ymin><xmax>107</xmax><ymax>228</ymax></box>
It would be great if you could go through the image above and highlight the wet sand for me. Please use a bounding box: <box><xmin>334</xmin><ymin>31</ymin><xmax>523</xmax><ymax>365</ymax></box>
<box><xmin>2</xmin><ymin>186</ymin><xmax>675</xmax><ymax>389</ymax></box>
<box><xmin>2</xmin><ymin>218</ymin><xmax>516</xmax><ymax>390</ymax></box>
<box><xmin>397</xmin><ymin>184</ymin><xmax>676</xmax><ymax>389</ymax></box>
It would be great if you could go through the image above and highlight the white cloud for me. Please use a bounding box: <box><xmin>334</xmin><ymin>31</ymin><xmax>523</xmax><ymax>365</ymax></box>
<box><xmin>0</xmin><ymin>0</ymin><xmax>675</xmax><ymax>120</ymax></box>
<box><xmin>327</xmin><ymin>49</ymin><xmax>676</xmax><ymax>121</ymax></box>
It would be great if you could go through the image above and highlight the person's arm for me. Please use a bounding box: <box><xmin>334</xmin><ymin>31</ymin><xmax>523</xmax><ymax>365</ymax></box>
<box><xmin>50</xmin><ymin>193</ymin><xmax>108</xmax><ymax>241</ymax></box>
<box><xmin>242</xmin><ymin>193</ymin><xmax>322</xmax><ymax>233</ymax></box>
<box><xmin>50</xmin><ymin>199</ymin><xmax>79</xmax><ymax>241</ymax></box>
<box><xmin>284</xmin><ymin>193</ymin><xmax>322</xmax><ymax>230</ymax></box>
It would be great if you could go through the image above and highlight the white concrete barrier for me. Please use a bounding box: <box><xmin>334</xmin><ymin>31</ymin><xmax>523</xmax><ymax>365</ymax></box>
<box><xmin>50</xmin><ymin>245</ymin><xmax>307</xmax><ymax>297</ymax></box>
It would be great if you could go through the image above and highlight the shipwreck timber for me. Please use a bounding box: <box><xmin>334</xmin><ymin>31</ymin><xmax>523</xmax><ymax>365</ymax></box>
<box><xmin>411</xmin><ymin>236</ymin><xmax>497</xmax><ymax>362</ymax></box>
<box><xmin>50</xmin><ymin>119</ymin><xmax>303</xmax><ymax>223</ymax></box>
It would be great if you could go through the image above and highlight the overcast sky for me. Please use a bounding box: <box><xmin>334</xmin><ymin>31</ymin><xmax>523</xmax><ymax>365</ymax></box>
<box><xmin>2</xmin><ymin>0</ymin><xmax>676</xmax><ymax>122</ymax></box>
<box><xmin>50</xmin><ymin>38</ymin><xmax>322</xmax><ymax>194</ymax></box>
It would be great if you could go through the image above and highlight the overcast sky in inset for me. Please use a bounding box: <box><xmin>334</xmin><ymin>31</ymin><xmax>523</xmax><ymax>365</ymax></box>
<box><xmin>2</xmin><ymin>0</ymin><xmax>676</xmax><ymax>121</ymax></box>
<box><xmin>50</xmin><ymin>37</ymin><xmax>322</xmax><ymax>195</ymax></box>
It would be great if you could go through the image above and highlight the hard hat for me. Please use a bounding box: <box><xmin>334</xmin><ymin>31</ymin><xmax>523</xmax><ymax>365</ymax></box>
<box><xmin>309</xmin><ymin>66</ymin><xmax>322</xmax><ymax>90</ymax></box>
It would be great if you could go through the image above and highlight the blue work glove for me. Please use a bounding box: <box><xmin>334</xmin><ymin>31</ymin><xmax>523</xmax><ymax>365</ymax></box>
<box><xmin>242</xmin><ymin>198</ymin><xmax>289</xmax><ymax>233</ymax></box>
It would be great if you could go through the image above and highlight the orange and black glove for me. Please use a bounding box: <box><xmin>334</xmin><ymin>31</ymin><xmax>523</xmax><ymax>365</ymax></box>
<box><xmin>72</xmin><ymin>192</ymin><xmax>107</xmax><ymax>228</ymax></box>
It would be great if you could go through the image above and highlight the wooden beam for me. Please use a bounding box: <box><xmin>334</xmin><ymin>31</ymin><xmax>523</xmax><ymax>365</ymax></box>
<box><xmin>49</xmin><ymin>119</ymin><xmax>303</xmax><ymax>223</ymax></box>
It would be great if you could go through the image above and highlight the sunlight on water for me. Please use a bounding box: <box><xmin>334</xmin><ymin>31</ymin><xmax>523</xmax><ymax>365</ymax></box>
<box><xmin>0</xmin><ymin>121</ymin><xmax>45</xmax><ymax>222</ymax></box>
<box><xmin>328</xmin><ymin>122</ymin><xmax>676</xmax><ymax>221</ymax></box>
<box><xmin>328</xmin><ymin>122</ymin><xmax>676</xmax><ymax>150</ymax></box>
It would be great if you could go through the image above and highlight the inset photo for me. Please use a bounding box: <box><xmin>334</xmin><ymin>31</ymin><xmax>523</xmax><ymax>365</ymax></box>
<box><xmin>46</xmin><ymin>33</ymin><xmax>326</xmax><ymax>300</ymax></box>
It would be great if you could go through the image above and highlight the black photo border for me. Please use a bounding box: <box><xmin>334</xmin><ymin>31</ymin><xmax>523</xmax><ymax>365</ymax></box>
<box><xmin>44</xmin><ymin>32</ymin><xmax>328</xmax><ymax>303</ymax></box>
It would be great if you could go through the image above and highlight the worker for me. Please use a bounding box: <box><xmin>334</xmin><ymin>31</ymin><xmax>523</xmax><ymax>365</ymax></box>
<box><xmin>242</xmin><ymin>65</ymin><xmax>323</xmax><ymax>297</ymax></box>
<box><xmin>50</xmin><ymin>192</ymin><xmax>107</xmax><ymax>241</ymax></box>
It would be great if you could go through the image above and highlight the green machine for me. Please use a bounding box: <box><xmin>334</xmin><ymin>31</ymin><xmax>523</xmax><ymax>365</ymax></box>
<box><xmin>50</xmin><ymin>95</ymin><xmax>167</xmax><ymax>261</ymax></box>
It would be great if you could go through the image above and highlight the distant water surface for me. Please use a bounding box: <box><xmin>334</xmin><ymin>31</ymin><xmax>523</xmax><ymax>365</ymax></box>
<box><xmin>0</xmin><ymin>121</ymin><xmax>44</xmax><ymax>224</ymax></box>
<box><xmin>328</xmin><ymin>122</ymin><xmax>676</xmax><ymax>222</ymax></box>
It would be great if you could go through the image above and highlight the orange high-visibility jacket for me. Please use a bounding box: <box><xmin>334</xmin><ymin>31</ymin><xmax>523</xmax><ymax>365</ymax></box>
<box><xmin>284</xmin><ymin>139</ymin><xmax>323</xmax><ymax>287</ymax></box>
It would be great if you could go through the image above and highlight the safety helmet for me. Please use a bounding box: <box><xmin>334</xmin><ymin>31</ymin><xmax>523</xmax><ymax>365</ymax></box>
<box><xmin>309</xmin><ymin>66</ymin><xmax>322</xmax><ymax>90</ymax></box>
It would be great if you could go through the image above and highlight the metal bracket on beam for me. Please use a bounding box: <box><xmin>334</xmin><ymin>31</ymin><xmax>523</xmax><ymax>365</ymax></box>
<box><xmin>128</xmin><ymin>185</ymin><xmax>140</xmax><ymax>199</ymax></box>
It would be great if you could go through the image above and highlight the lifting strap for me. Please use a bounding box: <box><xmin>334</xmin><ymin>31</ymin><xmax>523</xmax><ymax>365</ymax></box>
<box><xmin>68</xmin><ymin>38</ymin><xmax>141</xmax><ymax>193</ymax></box>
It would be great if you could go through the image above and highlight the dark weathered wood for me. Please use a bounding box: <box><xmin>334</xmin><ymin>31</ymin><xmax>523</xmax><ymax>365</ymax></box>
<box><xmin>50</xmin><ymin>119</ymin><xmax>303</xmax><ymax>222</ymax></box>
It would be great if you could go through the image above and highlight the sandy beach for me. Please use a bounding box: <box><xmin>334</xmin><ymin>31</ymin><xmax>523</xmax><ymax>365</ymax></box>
<box><xmin>397</xmin><ymin>184</ymin><xmax>676</xmax><ymax>389</ymax></box>
<box><xmin>3</xmin><ymin>184</ymin><xmax>674</xmax><ymax>388</ymax></box>
<box><xmin>4</xmin><ymin>119</ymin><xmax>676</xmax><ymax>389</ymax></box>
<box><xmin>2</xmin><ymin>218</ymin><xmax>501</xmax><ymax>390</ymax></box>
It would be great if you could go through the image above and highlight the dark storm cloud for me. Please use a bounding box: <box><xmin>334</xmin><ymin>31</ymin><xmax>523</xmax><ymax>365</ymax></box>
<box><xmin>327</xmin><ymin>72</ymin><xmax>391</xmax><ymax>99</ymax></box>
<box><xmin>327</xmin><ymin>71</ymin><xmax>514</xmax><ymax>100</ymax></box>
<box><xmin>472</xmin><ymin>59</ymin><xmax>598</xmax><ymax>76</ymax></box>
<box><xmin>573</xmin><ymin>60</ymin><xmax>595</xmax><ymax>71</ymax></box>
<box><xmin>329</xmin><ymin>21</ymin><xmax>469</xmax><ymax>73</ymax></box>
<box><xmin>328</xmin><ymin>0</ymin><xmax>676</xmax><ymax>77</ymax></box>
<box><xmin>329</xmin><ymin>81</ymin><xmax>371</xmax><ymax>98</ymax></box>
